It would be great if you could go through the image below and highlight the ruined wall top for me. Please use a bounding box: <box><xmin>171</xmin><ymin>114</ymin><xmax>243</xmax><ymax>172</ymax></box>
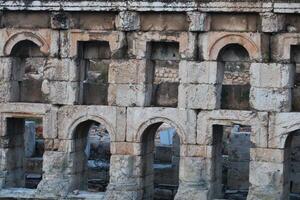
<box><xmin>1</xmin><ymin>0</ymin><xmax>300</xmax><ymax>13</ymax></box>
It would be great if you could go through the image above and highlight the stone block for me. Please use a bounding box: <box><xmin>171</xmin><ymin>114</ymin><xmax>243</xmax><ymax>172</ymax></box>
<box><xmin>127</xmin><ymin>32</ymin><xmax>197</xmax><ymax>60</ymax></box>
<box><xmin>45</xmin><ymin>81</ymin><xmax>78</xmax><ymax>105</ymax></box>
<box><xmin>260</xmin><ymin>12</ymin><xmax>285</xmax><ymax>33</ymax></box>
<box><xmin>0</xmin><ymin>81</ymin><xmax>19</xmax><ymax>102</ymax></box>
<box><xmin>179</xmin><ymin>61</ymin><xmax>223</xmax><ymax>84</ymax></box>
<box><xmin>187</xmin><ymin>12</ymin><xmax>211</xmax><ymax>32</ymax></box>
<box><xmin>108</xmin><ymin>83</ymin><xmax>152</xmax><ymax>107</ymax></box>
<box><xmin>180</xmin><ymin>145</ymin><xmax>213</xmax><ymax>158</ymax></box>
<box><xmin>0</xmin><ymin>57</ymin><xmax>13</xmax><ymax>81</ymax></box>
<box><xmin>248</xmin><ymin>161</ymin><xmax>287</xmax><ymax>200</ymax></box>
<box><xmin>116</xmin><ymin>11</ymin><xmax>140</xmax><ymax>31</ymax></box>
<box><xmin>109</xmin><ymin>155</ymin><xmax>142</xmax><ymax>185</ymax></box>
<box><xmin>250</xmin><ymin>87</ymin><xmax>291</xmax><ymax>112</ymax></box>
<box><xmin>126</xmin><ymin>107</ymin><xmax>197</xmax><ymax>144</ymax></box>
<box><xmin>250</xmin><ymin>148</ymin><xmax>286</xmax><ymax>163</ymax></box>
<box><xmin>108</xmin><ymin>59</ymin><xmax>153</xmax><ymax>84</ymax></box>
<box><xmin>111</xmin><ymin>142</ymin><xmax>142</xmax><ymax>156</ymax></box>
<box><xmin>178</xmin><ymin>83</ymin><xmax>221</xmax><ymax>110</ymax></box>
<box><xmin>179</xmin><ymin>156</ymin><xmax>213</xmax><ymax>184</ymax></box>
<box><xmin>51</xmin><ymin>12</ymin><xmax>70</xmax><ymax>30</ymax></box>
<box><xmin>43</xmin><ymin>59</ymin><xmax>78</xmax><ymax>82</ymax></box>
<box><xmin>250</xmin><ymin>63</ymin><xmax>294</xmax><ymax>88</ymax></box>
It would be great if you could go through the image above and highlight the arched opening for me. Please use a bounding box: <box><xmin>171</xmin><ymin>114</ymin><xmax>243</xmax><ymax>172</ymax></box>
<box><xmin>10</xmin><ymin>40</ymin><xmax>47</xmax><ymax>103</ymax></box>
<box><xmin>284</xmin><ymin>131</ymin><xmax>300</xmax><ymax>199</ymax></box>
<box><xmin>212</xmin><ymin>124</ymin><xmax>251</xmax><ymax>199</ymax></box>
<box><xmin>5</xmin><ymin>117</ymin><xmax>44</xmax><ymax>189</ymax></box>
<box><xmin>217</xmin><ymin>44</ymin><xmax>251</xmax><ymax>110</ymax></box>
<box><xmin>71</xmin><ymin>120</ymin><xmax>111</xmax><ymax>192</ymax></box>
<box><xmin>77</xmin><ymin>41</ymin><xmax>111</xmax><ymax>105</ymax></box>
<box><xmin>141</xmin><ymin>122</ymin><xmax>180</xmax><ymax>200</ymax></box>
<box><xmin>291</xmin><ymin>45</ymin><xmax>300</xmax><ymax>111</ymax></box>
<box><xmin>147</xmin><ymin>41</ymin><xmax>180</xmax><ymax>107</ymax></box>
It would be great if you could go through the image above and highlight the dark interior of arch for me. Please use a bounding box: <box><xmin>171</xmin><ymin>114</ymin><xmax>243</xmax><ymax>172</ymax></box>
<box><xmin>218</xmin><ymin>44</ymin><xmax>251</xmax><ymax>110</ymax></box>
<box><xmin>73</xmin><ymin>120</ymin><xmax>111</xmax><ymax>192</ymax></box>
<box><xmin>11</xmin><ymin>40</ymin><xmax>43</xmax><ymax>58</ymax></box>
<box><xmin>291</xmin><ymin>45</ymin><xmax>300</xmax><ymax>111</ymax></box>
<box><xmin>10</xmin><ymin>40</ymin><xmax>46</xmax><ymax>103</ymax></box>
<box><xmin>141</xmin><ymin>122</ymin><xmax>180</xmax><ymax>200</ymax></box>
<box><xmin>284</xmin><ymin>130</ymin><xmax>300</xmax><ymax>199</ymax></box>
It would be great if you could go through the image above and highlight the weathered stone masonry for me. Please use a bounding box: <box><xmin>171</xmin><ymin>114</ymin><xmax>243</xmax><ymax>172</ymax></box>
<box><xmin>1</xmin><ymin>0</ymin><xmax>300</xmax><ymax>199</ymax></box>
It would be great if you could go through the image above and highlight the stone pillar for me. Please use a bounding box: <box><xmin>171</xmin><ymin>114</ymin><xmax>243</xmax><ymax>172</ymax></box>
<box><xmin>105</xmin><ymin>142</ymin><xmax>143</xmax><ymax>200</ymax></box>
<box><xmin>36</xmin><ymin>151</ymin><xmax>74</xmax><ymax>197</ymax></box>
<box><xmin>247</xmin><ymin>148</ymin><xmax>288</xmax><ymax>200</ymax></box>
<box><xmin>175</xmin><ymin>145</ymin><xmax>214</xmax><ymax>200</ymax></box>
<box><xmin>178</xmin><ymin>61</ymin><xmax>223</xmax><ymax>110</ymax></box>
<box><xmin>250</xmin><ymin>63</ymin><xmax>294</xmax><ymax>112</ymax></box>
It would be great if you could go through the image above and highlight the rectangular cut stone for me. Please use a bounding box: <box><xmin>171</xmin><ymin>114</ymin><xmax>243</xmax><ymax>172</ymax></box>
<box><xmin>180</xmin><ymin>145</ymin><xmax>213</xmax><ymax>158</ymax></box>
<box><xmin>179</xmin><ymin>61</ymin><xmax>223</xmax><ymax>84</ymax></box>
<box><xmin>250</xmin><ymin>148</ymin><xmax>286</xmax><ymax>163</ymax></box>
<box><xmin>187</xmin><ymin>12</ymin><xmax>211</xmax><ymax>32</ymax></box>
<box><xmin>48</xmin><ymin>81</ymin><xmax>78</xmax><ymax>105</ymax></box>
<box><xmin>250</xmin><ymin>63</ymin><xmax>294</xmax><ymax>88</ymax></box>
<box><xmin>0</xmin><ymin>81</ymin><xmax>19</xmax><ymax>103</ymax></box>
<box><xmin>111</xmin><ymin>142</ymin><xmax>141</xmax><ymax>155</ymax></box>
<box><xmin>178</xmin><ymin>83</ymin><xmax>221</xmax><ymax>110</ymax></box>
<box><xmin>44</xmin><ymin>59</ymin><xmax>78</xmax><ymax>82</ymax></box>
<box><xmin>108</xmin><ymin>83</ymin><xmax>152</xmax><ymax>107</ymax></box>
<box><xmin>108</xmin><ymin>59</ymin><xmax>152</xmax><ymax>84</ymax></box>
<box><xmin>248</xmin><ymin>161</ymin><xmax>286</xmax><ymax>200</ymax></box>
<box><xmin>116</xmin><ymin>11</ymin><xmax>140</xmax><ymax>31</ymax></box>
<box><xmin>250</xmin><ymin>87</ymin><xmax>291</xmax><ymax>112</ymax></box>
<box><xmin>260</xmin><ymin>13</ymin><xmax>285</xmax><ymax>33</ymax></box>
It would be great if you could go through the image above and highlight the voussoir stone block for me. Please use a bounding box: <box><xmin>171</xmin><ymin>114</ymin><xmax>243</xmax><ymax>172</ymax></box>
<box><xmin>126</xmin><ymin>107</ymin><xmax>197</xmax><ymax>144</ymax></box>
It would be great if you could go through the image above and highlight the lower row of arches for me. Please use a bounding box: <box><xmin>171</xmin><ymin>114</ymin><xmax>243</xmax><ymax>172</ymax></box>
<box><xmin>3</xmin><ymin>117</ymin><xmax>300</xmax><ymax>200</ymax></box>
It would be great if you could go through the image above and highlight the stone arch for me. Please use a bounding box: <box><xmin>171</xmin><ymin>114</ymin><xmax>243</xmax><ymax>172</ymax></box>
<box><xmin>135</xmin><ymin>117</ymin><xmax>186</xmax><ymax>144</ymax></box>
<box><xmin>68</xmin><ymin>115</ymin><xmax>116</xmax><ymax>143</ymax></box>
<box><xmin>4</xmin><ymin>31</ymin><xmax>50</xmax><ymax>56</ymax></box>
<box><xmin>209</xmin><ymin>34</ymin><xmax>259</xmax><ymax>61</ymax></box>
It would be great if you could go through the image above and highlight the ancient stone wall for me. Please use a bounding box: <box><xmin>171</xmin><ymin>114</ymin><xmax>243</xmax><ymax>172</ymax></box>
<box><xmin>0</xmin><ymin>1</ymin><xmax>300</xmax><ymax>200</ymax></box>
